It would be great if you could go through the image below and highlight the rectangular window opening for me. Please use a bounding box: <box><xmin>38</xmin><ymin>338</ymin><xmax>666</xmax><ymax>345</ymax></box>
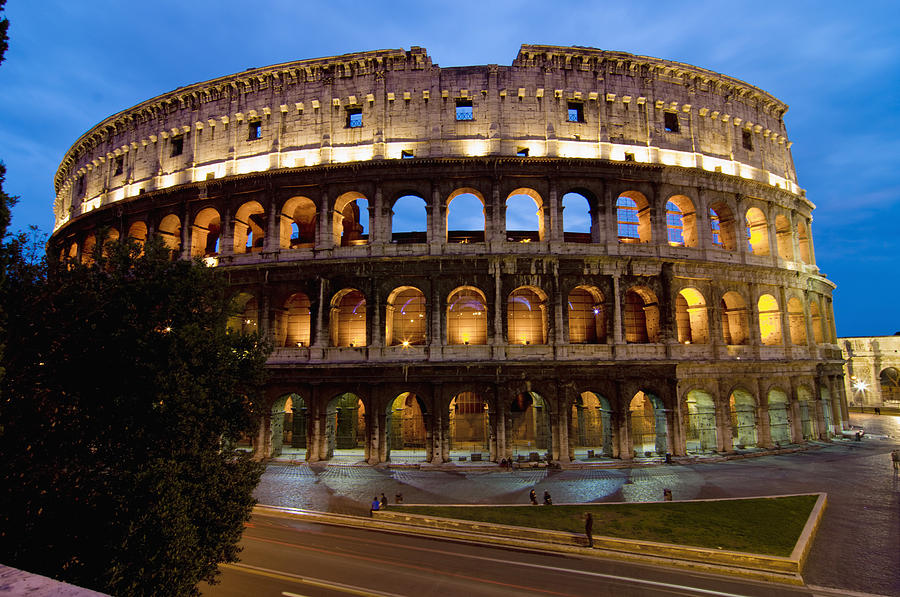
<box><xmin>664</xmin><ymin>112</ymin><xmax>679</xmax><ymax>133</ymax></box>
<box><xmin>76</xmin><ymin>175</ymin><xmax>85</xmax><ymax>196</ymax></box>
<box><xmin>346</xmin><ymin>107</ymin><xmax>363</xmax><ymax>128</ymax></box>
<box><xmin>401</xmin><ymin>150</ymin><xmax>414</xmax><ymax>159</ymax></box>
<box><xmin>114</xmin><ymin>156</ymin><xmax>124</xmax><ymax>176</ymax></box>
<box><xmin>248</xmin><ymin>120</ymin><xmax>262</xmax><ymax>140</ymax></box>
<box><xmin>624</xmin><ymin>152</ymin><xmax>636</xmax><ymax>162</ymax></box>
<box><xmin>567</xmin><ymin>102</ymin><xmax>584</xmax><ymax>123</ymax></box>
<box><xmin>455</xmin><ymin>99</ymin><xmax>473</xmax><ymax>121</ymax></box>
<box><xmin>516</xmin><ymin>147</ymin><xmax>529</xmax><ymax>157</ymax></box>
<box><xmin>742</xmin><ymin>130</ymin><xmax>753</xmax><ymax>151</ymax></box>
<box><xmin>170</xmin><ymin>136</ymin><xmax>184</xmax><ymax>157</ymax></box>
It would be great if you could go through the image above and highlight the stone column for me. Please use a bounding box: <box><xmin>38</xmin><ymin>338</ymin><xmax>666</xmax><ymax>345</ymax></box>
<box><xmin>612</xmin><ymin>273</ymin><xmax>623</xmax><ymax>345</ymax></box>
<box><xmin>756</xmin><ymin>377</ymin><xmax>773</xmax><ymax>448</ymax></box>
<box><xmin>547</xmin><ymin>179</ymin><xmax>561</xmax><ymax>243</ymax></box>
<box><xmin>554</xmin><ymin>382</ymin><xmax>571</xmax><ymax>464</ymax></box>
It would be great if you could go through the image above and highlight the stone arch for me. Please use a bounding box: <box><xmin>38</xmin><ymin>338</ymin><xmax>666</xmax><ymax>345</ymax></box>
<box><xmin>797</xmin><ymin>385</ymin><xmax>815</xmax><ymax>440</ymax></box>
<box><xmin>767</xmin><ymin>388</ymin><xmax>791</xmax><ymax>445</ymax></box>
<box><xmin>729</xmin><ymin>388</ymin><xmax>758</xmax><ymax>449</ymax></box>
<box><xmin>676</xmin><ymin>287</ymin><xmax>709</xmax><ymax>344</ymax></box>
<box><xmin>127</xmin><ymin>221</ymin><xmax>148</xmax><ymax>244</ymax></box>
<box><xmin>708</xmin><ymin>201</ymin><xmax>737</xmax><ymax>250</ymax></box>
<box><xmin>391</xmin><ymin>194</ymin><xmax>427</xmax><ymax>244</ymax></box>
<box><xmin>280</xmin><ymin>195</ymin><xmax>317</xmax><ymax>249</ymax></box>
<box><xmin>746</xmin><ymin>207</ymin><xmax>770</xmax><ymax>256</ymax></box>
<box><xmin>330</xmin><ymin>288</ymin><xmax>367</xmax><ymax>347</ymax></box>
<box><xmin>158</xmin><ymin>214</ymin><xmax>182</xmax><ymax>255</ymax></box>
<box><xmin>507</xmin><ymin>391</ymin><xmax>552</xmax><ymax>459</ymax></box>
<box><xmin>333</xmin><ymin>191</ymin><xmax>369</xmax><ymax>247</ymax></box>
<box><xmin>616</xmin><ymin>191</ymin><xmax>651</xmax><ymax>243</ymax></box>
<box><xmin>721</xmin><ymin>291</ymin><xmax>750</xmax><ymax>345</ymax></box>
<box><xmin>446</xmin><ymin>188</ymin><xmax>486</xmax><ymax>243</ymax></box>
<box><xmin>386</xmin><ymin>286</ymin><xmax>427</xmax><ymax>346</ymax></box>
<box><xmin>797</xmin><ymin>219</ymin><xmax>812</xmax><ymax>264</ymax></box>
<box><xmin>684</xmin><ymin>389</ymin><xmax>718</xmax><ymax>454</ymax></box>
<box><xmin>571</xmin><ymin>391</ymin><xmax>613</xmax><ymax>460</ymax></box>
<box><xmin>629</xmin><ymin>391</ymin><xmax>668</xmax><ymax>457</ymax></box>
<box><xmin>277</xmin><ymin>292</ymin><xmax>311</xmax><ymax>348</ymax></box>
<box><xmin>880</xmin><ymin>368</ymin><xmax>900</xmax><ymax>404</ymax></box>
<box><xmin>82</xmin><ymin>232</ymin><xmax>97</xmax><ymax>265</ymax></box>
<box><xmin>233</xmin><ymin>200</ymin><xmax>266</xmax><ymax>254</ymax></box>
<box><xmin>505</xmin><ymin>188</ymin><xmax>545</xmax><ymax>242</ymax></box>
<box><xmin>325</xmin><ymin>392</ymin><xmax>366</xmax><ymax>461</ymax></box>
<box><xmin>507</xmin><ymin>286</ymin><xmax>548</xmax><ymax>345</ymax></box>
<box><xmin>567</xmin><ymin>285</ymin><xmax>606</xmax><ymax>344</ymax></box>
<box><xmin>227</xmin><ymin>292</ymin><xmax>258</xmax><ymax>334</ymax></box>
<box><xmin>272</xmin><ymin>393</ymin><xmax>308</xmax><ymax>459</ymax></box>
<box><xmin>787</xmin><ymin>297</ymin><xmax>807</xmax><ymax>345</ymax></box>
<box><xmin>191</xmin><ymin>207</ymin><xmax>221</xmax><ymax>257</ymax></box>
<box><xmin>775</xmin><ymin>214</ymin><xmax>794</xmax><ymax>260</ymax></box>
<box><xmin>562</xmin><ymin>191</ymin><xmax>592</xmax><ymax>243</ymax></box>
<box><xmin>447</xmin><ymin>286</ymin><xmax>487</xmax><ymax>345</ymax></box>
<box><xmin>666</xmin><ymin>194</ymin><xmax>697</xmax><ymax>247</ymax></box>
<box><xmin>449</xmin><ymin>391</ymin><xmax>489</xmax><ymax>457</ymax></box>
<box><xmin>624</xmin><ymin>286</ymin><xmax>660</xmax><ymax>343</ymax></box>
<box><xmin>385</xmin><ymin>392</ymin><xmax>428</xmax><ymax>463</ymax></box>
<box><xmin>758</xmin><ymin>294</ymin><xmax>783</xmax><ymax>346</ymax></box>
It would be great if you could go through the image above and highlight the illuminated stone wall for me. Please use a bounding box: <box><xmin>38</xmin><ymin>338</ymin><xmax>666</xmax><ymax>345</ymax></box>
<box><xmin>841</xmin><ymin>336</ymin><xmax>900</xmax><ymax>408</ymax></box>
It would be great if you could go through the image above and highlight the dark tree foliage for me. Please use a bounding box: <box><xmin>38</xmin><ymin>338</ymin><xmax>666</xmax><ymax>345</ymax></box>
<box><xmin>0</xmin><ymin>0</ymin><xmax>9</xmax><ymax>67</ymax></box>
<box><xmin>0</xmin><ymin>236</ymin><xmax>269</xmax><ymax>596</ymax></box>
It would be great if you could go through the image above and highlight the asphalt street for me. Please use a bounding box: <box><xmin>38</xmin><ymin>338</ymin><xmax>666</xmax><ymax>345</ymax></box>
<box><xmin>246</xmin><ymin>413</ymin><xmax>899</xmax><ymax>596</ymax></box>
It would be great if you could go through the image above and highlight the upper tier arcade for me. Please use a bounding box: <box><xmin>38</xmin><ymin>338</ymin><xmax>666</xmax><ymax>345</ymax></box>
<box><xmin>53</xmin><ymin>45</ymin><xmax>802</xmax><ymax>232</ymax></box>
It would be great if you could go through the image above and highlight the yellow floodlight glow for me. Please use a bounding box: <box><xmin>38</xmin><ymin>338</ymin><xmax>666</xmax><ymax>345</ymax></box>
<box><xmin>235</xmin><ymin>155</ymin><xmax>270</xmax><ymax>175</ymax></box>
<box><xmin>463</xmin><ymin>140</ymin><xmax>489</xmax><ymax>157</ymax></box>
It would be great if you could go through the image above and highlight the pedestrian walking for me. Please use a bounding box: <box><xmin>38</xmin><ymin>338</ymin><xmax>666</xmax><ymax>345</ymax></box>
<box><xmin>891</xmin><ymin>449</ymin><xmax>900</xmax><ymax>474</ymax></box>
<box><xmin>584</xmin><ymin>512</ymin><xmax>593</xmax><ymax>547</ymax></box>
<box><xmin>529</xmin><ymin>489</ymin><xmax>537</xmax><ymax>505</ymax></box>
<box><xmin>543</xmin><ymin>490</ymin><xmax>552</xmax><ymax>505</ymax></box>
<box><xmin>370</xmin><ymin>497</ymin><xmax>380</xmax><ymax>515</ymax></box>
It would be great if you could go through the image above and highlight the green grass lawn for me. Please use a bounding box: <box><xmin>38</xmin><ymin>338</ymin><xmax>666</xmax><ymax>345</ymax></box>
<box><xmin>398</xmin><ymin>495</ymin><xmax>818</xmax><ymax>557</ymax></box>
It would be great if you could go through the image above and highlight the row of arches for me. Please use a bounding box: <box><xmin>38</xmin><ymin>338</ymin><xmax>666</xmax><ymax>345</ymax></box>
<box><xmin>60</xmin><ymin>186</ymin><xmax>815</xmax><ymax>265</ymax></box>
<box><xmin>262</xmin><ymin>381</ymin><xmax>842</xmax><ymax>463</ymax></box>
<box><xmin>231</xmin><ymin>283</ymin><xmax>834</xmax><ymax>348</ymax></box>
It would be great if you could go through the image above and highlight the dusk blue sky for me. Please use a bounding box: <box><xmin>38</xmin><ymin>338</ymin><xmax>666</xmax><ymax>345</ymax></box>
<box><xmin>0</xmin><ymin>1</ymin><xmax>897</xmax><ymax>336</ymax></box>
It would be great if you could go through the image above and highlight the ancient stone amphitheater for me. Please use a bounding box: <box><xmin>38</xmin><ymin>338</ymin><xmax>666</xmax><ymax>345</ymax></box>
<box><xmin>50</xmin><ymin>45</ymin><xmax>847</xmax><ymax>465</ymax></box>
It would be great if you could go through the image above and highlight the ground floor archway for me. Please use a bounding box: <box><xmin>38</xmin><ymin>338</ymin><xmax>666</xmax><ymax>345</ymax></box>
<box><xmin>684</xmin><ymin>390</ymin><xmax>718</xmax><ymax>454</ymax></box>
<box><xmin>325</xmin><ymin>393</ymin><xmax>366</xmax><ymax>462</ymax></box>
<box><xmin>571</xmin><ymin>391</ymin><xmax>613</xmax><ymax>460</ymax></box>
<box><xmin>448</xmin><ymin>391</ymin><xmax>489</xmax><ymax>461</ymax></box>
<box><xmin>385</xmin><ymin>392</ymin><xmax>428</xmax><ymax>463</ymax></box>
<box><xmin>629</xmin><ymin>391</ymin><xmax>668</xmax><ymax>458</ymax></box>
<box><xmin>507</xmin><ymin>392</ymin><xmax>551</xmax><ymax>461</ymax></box>
<box><xmin>729</xmin><ymin>389</ymin><xmax>759</xmax><ymax>449</ymax></box>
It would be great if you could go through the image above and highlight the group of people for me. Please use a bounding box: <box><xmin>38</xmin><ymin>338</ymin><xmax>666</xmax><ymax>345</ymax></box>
<box><xmin>528</xmin><ymin>489</ymin><xmax>552</xmax><ymax>505</ymax></box>
<box><xmin>499</xmin><ymin>458</ymin><xmax>515</xmax><ymax>470</ymax></box>
<box><xmin>370</xmin><ymin>492</ymin><xmax>404</xmax><ymax>514</ymax></box>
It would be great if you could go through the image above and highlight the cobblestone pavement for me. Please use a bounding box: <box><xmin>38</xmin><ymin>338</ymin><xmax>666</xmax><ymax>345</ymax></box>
<box><xmin>254</xmin><ymin>413</ymin><xmax>900</xmax><ymax>595</ymax></box>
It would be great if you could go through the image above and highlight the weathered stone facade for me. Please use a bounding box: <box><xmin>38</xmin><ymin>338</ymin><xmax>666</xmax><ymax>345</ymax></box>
<box><xmin>50</xmin><ymin>45</ymin><xmax>847</xmax><ymax>465</ymax></box>
<box><xmin>841</xmin><ymin>336</ymin><xmax>900</xmax><ymax>408</ymax></box>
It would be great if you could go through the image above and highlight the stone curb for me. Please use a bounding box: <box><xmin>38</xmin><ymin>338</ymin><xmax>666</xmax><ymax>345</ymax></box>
<box><xmin>254</xmin><ymin>493</ymin><xmax>826</xmax><ymax>586</ymax></box>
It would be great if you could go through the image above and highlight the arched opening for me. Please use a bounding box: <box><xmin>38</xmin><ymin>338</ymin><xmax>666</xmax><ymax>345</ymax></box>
<box><xmin>616</xmin><ymin>191</ymin><xmax>650</xmax><ymax>243</ymax></box>
<box><xmin>275</xmin><ymin>393</ymin><xmax>308</xmax><ymax>459</ymax></box>
<box><xmin>191</xmin><ymin>207</ymin><xmax>221</xmax><ymax>257</ymax></box>
<box><xmin>158</xmin><ymin>214</ymin><xmax>182</xmax><ymax>256</ymax></box>
<box><xmin>571</xmin><ymin>391</ymin><xmax>612</xmax><ymax>460</ymax></box>
<box><xmin>746</xmin><ymin>207</ymin><xmax>770</xmax><ymax>256</ymax></box>
<box><xmin>758</xmin><ymin>294</ymin><xmax>782</xmax><ymax>346</ymax></box>
<box><xmin>721</xmin><ymin>291</ymin><xmax>749</xmax><ymax>345</ymax></box>
<box><xmin>82</xmin><ymin>233</ymin><xmax>96</xmax><ymax>265</ymax></box>
<box><xmin>330</xmin><ymin>289</ymin><xmax>366</xmax><ymax>347</ymax></box>
<box><xmin>233</xmin><ymin>201</ymin><xmax>266</xmax><ymax>254</ymax></box>
<box><xmin>809</xmin><ymin>300</ymin><xmax>824</xmax><ymax>344</ymax></box>
<box><xmin>446</xmin><ymin>189</ymin><xmax>485</xmax><ymax>243</ymax></box>
<box><xmin>787</xmin><ymin>297</ymin><xmax>807</xmax><ymax>345</ymax></box>
<box><xmin>666</xmin><ymin>195</ymin><xmax>697</xmax><ymax>247</ymax></box>
<box><xmin>797</xmin><ymin>220</ymin><xmax>812</xmax><ymax>264</ymax></box>
<box><xmin>391</xmin><ymin>194</ymin><xmax>427</xmax><ymax>244</ymax></box>
<box><xmin>449</xmin><ymin>391</ymin><xmax>489</xmax><ymax>458</ymax></box>
<box><xmin>624</xmin><ymin>287</ymin><xmax>660</xmax><ymax>343</ymax></box>
<box><xmin>277</xmin><ymin>292</ymin><xmax>311</xmax><ymax>348</ymax></box>
<box><xmin>386</xmin><ymin>393</ymin><xmax>427</xmax><ymax>463</ymax></box>
<box><xmin>729</xmin><ymin>389</ymin><xmax>758</xmax><ymax>449</ymax></box>
<box><xmin>505</xmin><ymin>189</ymin><xmax>544</xmax><ymax>242</ymax></box>
<box><xmin>880</xmin><ymin>368</ymin><xmax>900</xmax><ymax>405</ymax></box>
<box><xmin>684</xmin><ymin>390</ymin><xmax>717</xmax><ymax>454</ymax></box>
<box><xmin>775</xmin><ymin>215</ymin><xmax>794</xmax><ymax>260</ymax></box>
<box><xmin>562</xmin><ymin>191</ymin><xmax>591</xmax><ymax>243</ymax></box>
<box><xmin>447</xmin><ymin>286</ymin><xmax>487</xmax><ymax>345</ymax></box>
<box><xmin>386</xmin><ymin>286</ymin><xmax>427</xmax><ymax>346</ymax></box>
<box><xmin>629</xmin><ymin>391</ymin><xmax>667</xmax><ymax>457</ymax></box>
<box><xmin>567</xmin><ymin>286</ymin><xmax>606</xmax><ymax>344</ymax></box>
<box><xmin>767</xmin><ymin>388</ymin><xmax>791</xmax><ymax>445</ymax></box>
<box><xmin>797</xmin><ymin>386</ymin><xmax>815</xmax><ymax>441</ymax></box>
<box><xmin>127</xmin><ymin>221</ymin><xmax>148</xmax><ymax>244</ymax></box>
<box><xmin>508</xmin><ymin>392</ymin><xmax>551</xmax><ymax>460</ymax></box>
<box><xmin>66</xmin><ymin>241</ymin><xmax>78</xmax><ymax>262</ymax></box>
<box><xmin>708</xmin><ymin>202</ymin><xmax>736</xmax><ymax>250</ymax></box>
<box><xmin>675</xmin><ymin>288</ymin><xmax>709</xmax><ymax>344</ymax></box>
<box><xmin>280</xmin><ymin>196</ymin><xmax>316</xmax><ymax>249</ymax></box>
<box><xmin>333</xmin><ymin>192</ymin><xmax>369</xmax><ymax>247</ymax></box>
<box><xmin>325</xmin><ymin>393</ymin><xmax>365</xmax><ymax>461</ymax></box>
<box><xmin>507</xmin><ymin>286</ymin><xmax>547</xmax><ymax>345</ymax></box>
<box><xmin>227</xmin><ymin>292</ymin><xmax>258</xmax><ymax>334</ymax></box>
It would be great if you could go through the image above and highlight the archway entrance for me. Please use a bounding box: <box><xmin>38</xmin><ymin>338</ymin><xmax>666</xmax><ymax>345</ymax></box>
<box><xmin>325</xmin><ymin>393</ymin><xmax>366</xmax><ymax>462</ymax></box>
<box><xmin>729</xmin><ymin>389</ymin><xmax>758</xmax><ymax>449</ymax></box>
<box><xmin>571</xmin><ymin>392</ymin><xmax>612</xmax><ymax>460</ymax></box>
<box><xmin>767</xmin><ymin>389</ymin><xmax>791</xmax><ymax>445</ymax></box>
<box><xmin>278</xmin><ymin>393</ymin><xmax>308</xmax><ymax>460</ymax></box>
<box><xmin>507</xmin><ymin>392</ymin><xmax>551</xmax><ymax>461</ymax></box>
<box><xmin>385</xmin><ymin>393</ymin><xmax>427</xmax><ymax>463</ymax></box>
<box><xmin>684</xmin><ymin>390</ymin><xmax>718</xmax><ymax>454</ymax></box>
<box><xmin>449</xmin><ymin>392</ymin><xmax>489</xmax><ymax>461</ymax></box>
<box><xmin>629</xmin><ymin>391</ymin><xmax>667</xmax><ymax>458</ymax></box>
<box><xmin>798</xmin><ymin>387</ymin><xmax>815</xmax><ymax>441</ymax></box>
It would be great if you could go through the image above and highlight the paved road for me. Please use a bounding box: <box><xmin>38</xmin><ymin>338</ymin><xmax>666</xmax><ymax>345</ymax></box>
<box><xmin>247</xmin><ymin>413</ymin><xmax>899</xmax><ymax>596</ymax></box>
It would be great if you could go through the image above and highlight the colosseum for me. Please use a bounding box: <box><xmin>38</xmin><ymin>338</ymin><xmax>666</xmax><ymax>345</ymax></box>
<box><xmin>50</xmin><ymin>45</ymin><xmax>848</xmax><ymax>466</ymax></box>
